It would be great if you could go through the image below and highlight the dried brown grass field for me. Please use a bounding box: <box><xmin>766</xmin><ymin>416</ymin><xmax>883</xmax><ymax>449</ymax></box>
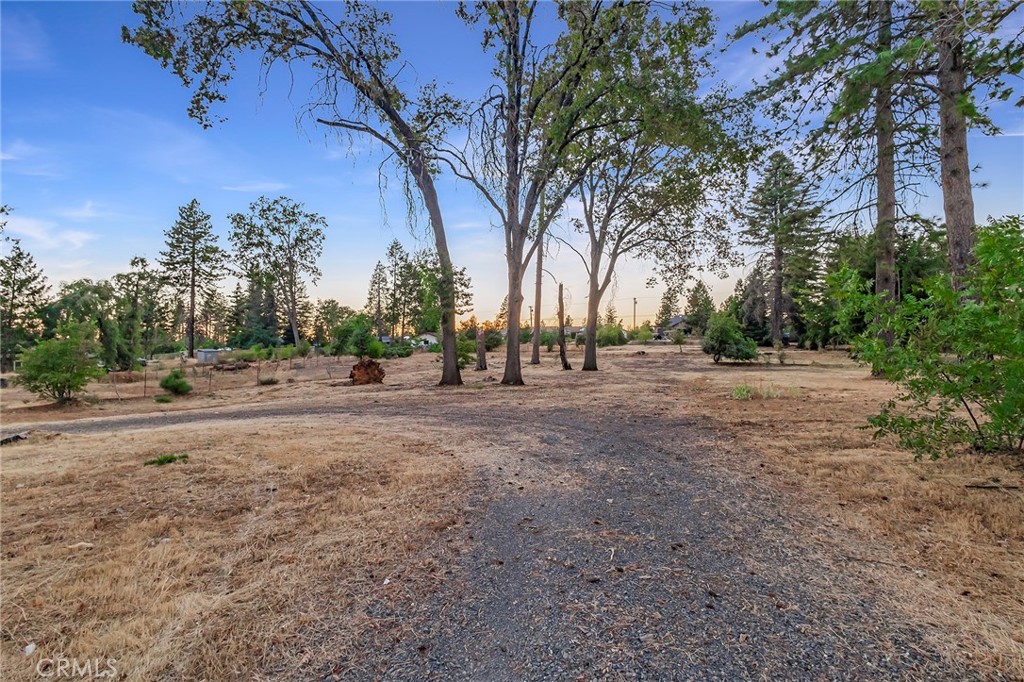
<box><xmin>0</xmin><ymin>420</ymin><xmax>466</xmax><ymax>680</ymax></box>
<box><xmin>1</xmin><ymin>343</ymin><xmax>1021</xmax><ymax>678</ymax></box>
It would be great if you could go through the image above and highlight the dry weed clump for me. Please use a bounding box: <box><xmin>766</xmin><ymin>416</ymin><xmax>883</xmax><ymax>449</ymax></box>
<box><xmin>0</xmin><ymin>422</ymin><xmax>466</xmax><ymax>680</ymax></box>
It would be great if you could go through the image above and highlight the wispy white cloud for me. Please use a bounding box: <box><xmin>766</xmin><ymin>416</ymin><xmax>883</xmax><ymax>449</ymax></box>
<box><xmin>0</xmin><ymin>139</ymin><xmax>61</xmax><ymax>177</ymax></box>
<box><xmin>4</xmin><ymin>215</ymin><xmax>97</xmax><ymax>250</ymax></box>
<box><xmin>56</xmin><ymin>201</ymin><xmax>101</xmax><ymax>221</ymax></box>
<box><xmin>0</xmin><ymin>12</ymin><xmax>54</xmax><ymax>71</ymax></box>
<box><xmin>220</xmin><ymin>181</ymin><xmax>290</xmax><ymax>192</ymax></box>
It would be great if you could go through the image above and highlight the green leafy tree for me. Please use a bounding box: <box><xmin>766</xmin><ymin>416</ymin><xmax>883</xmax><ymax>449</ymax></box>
<box><xmin>159</xmin><ymin>199</ymin><xmax>226</xmax><ymax>357</ymax></box>
<box><xmin>856</xmin><ymin>216</ymin><xmax>1024</xmax><ymax>458</ymax></box>
<box><xmin>450</xmin><ymin>1</ymin><xmax>722</xmax><ymax>385</ymax></box>
<box><xmin>229</xmin><ymin>196</ymin><xmax>326</xmax><ymax>346</ymax></box>
<box><xmin>16</xmin><ymin>321</ymin><xmax>102</xmax><ymax>403</ymax></box>
<box><xmin>702</xmin><ymin>313</ymin><xmax>758</xmax><ymax>364</ymax></box>
<box><xmin>112</xmin><ymin>256</ymin><xmax>167</xmax><ymax>359</ymax></box>
<box><xmin>409</xmin><ymin>251</ymin><xmax>472</xmax><ymax>335</ymax></box>
<box><xmin>312</xmin><ymin>299</ymin><xmax>355</xmax><ymax>347</ymax></box>
<box><xmin>684</xmin><ymin>281</ymin><xmax>715</xmax><ymax>336</ymax></box>
<box><xmin>124</xmin><ymin>0</ymin><xmax>467</xmax><ymax>385</ymax></box>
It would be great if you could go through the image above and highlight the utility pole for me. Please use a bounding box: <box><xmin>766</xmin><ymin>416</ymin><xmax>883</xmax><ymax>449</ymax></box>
<box><xmin>633</xmin><ymin>297</ymin><xmax>637</xmax><ymax>330</ymax></box>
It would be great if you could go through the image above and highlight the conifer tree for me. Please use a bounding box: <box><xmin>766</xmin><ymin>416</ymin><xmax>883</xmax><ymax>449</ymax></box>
<box><xmin>741</xmin><ymin>153</ymin><xmax>821</xmax><ymax>346</ymax></box>
<box><xmin>159</xmin><ymin>199</ymin><xmax>226</xmax><ymax>356</ymax></box>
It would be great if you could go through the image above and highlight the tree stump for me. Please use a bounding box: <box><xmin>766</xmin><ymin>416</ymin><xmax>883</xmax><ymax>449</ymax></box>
<box><xmin>350</xmin><ymin>358</ymin><xmax>385</xmax><ymax>385</ymax></box>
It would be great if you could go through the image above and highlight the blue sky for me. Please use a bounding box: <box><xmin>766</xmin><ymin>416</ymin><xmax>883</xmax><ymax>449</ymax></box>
<box><xmin>2</xmin><ymin>1</ymin><xmax>1022</xmax><ymax>326</ymax></box>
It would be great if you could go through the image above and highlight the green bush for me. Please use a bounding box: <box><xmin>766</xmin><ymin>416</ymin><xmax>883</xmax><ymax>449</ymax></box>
<box><xmin>296</xmin><ymin>339</ymin><xmax>313</xmax><ymax>358</ymax></box>
<box><xmin>384</xmin><ymin>343</ymin><xmax>414</xmax><ymax>358</ymax></box>
<box><xmin>701</xmin><ymin>313</ymin><xmax>758</xmax><ymax>363</ymax></box>
<box><xmin>16</xmin><ymin>321</ymin><xmax>103</xmax><ymax>403</ymax></box>
<box><xmin>275</xmin><ymin>344</ymin><xmax>297</xmax><ymax>361</ymax></box>
<box><xmin>159</xmin><ymin>369</ymin><xmax>192</xmax><ymax>395</ymax></box>
<box><xmin>456</xmin><ymin>337</ymin><xmax>475</xmax><ymax>369</ymax></box>
<box><xmin>540</xmin><ymin>330</ymin><xmax>557</xmax><ymax>351</ymax></box>
<box><xmin>259</xmin><ymin>377</ymin><xmax>279</xmax><ymax>386</ymax></box>
<box><xmin>856</xmin><ymin>216</ymin><xmax>1024</xmax><ymax>459</ymax></box>
<box><xmin>427</xmin><ymin>342</ymin><xmax>442</xmax><ymax>353</ymax></box>
<box><xmin>154</xmin><ymin>394</ymin><xmax>173</xmax><ymax>404</ymax></box>
<box><xmin>596</xmin><ymin>324</ymin><xmax>626</xmax><ymax>347</ymax></box>
<box><xmin>633</xmin><ymin>327</ymin><xmax>654</xmax><ymax>344</ymax></box>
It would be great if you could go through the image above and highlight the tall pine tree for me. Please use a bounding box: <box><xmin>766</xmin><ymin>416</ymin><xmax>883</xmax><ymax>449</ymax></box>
<box><xmin>741</xmin><ymin>152</ymin><xmax>821</xmax><ymax>346</ymax></box>
<box><xmin>159</xmin><ymin>199</ymin><xmax>226</xmax><ymax>357</ymax></box>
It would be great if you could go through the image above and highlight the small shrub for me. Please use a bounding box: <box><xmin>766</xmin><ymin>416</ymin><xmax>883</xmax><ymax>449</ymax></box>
<box><xmin>259</xmin><ymin>377</ymin><xmax>279</xmax><ymax>386</ymax></box>
<box><xmin>856</xmin><ymin>216</ymin><xmax>1024</xmax><ymax>459</ymax></box>
<box><xmin>384</xmin><ymin>343</ymin><xmax>414</xmax><ymax>359</ymax></box>
<box><xmin>153</xmin><ymin>394</ymin><xmax>173</xmax><ymax>404</ymax></box>
<box><xmin>296</xmin><ymin>339</ymin><xmax>313</xmax><ymax>358</ymax></box>
<box><xmin>596</xmin><ymin>324</ymin><xmax>627</xmax><ymax>347</ymax></box>
<box><xmin>144</xmin><ymin>453</ymin><xmax>188</xmax><ymax>466</ymax></box>
<box><xmin>427</xmin><ymin>342</ymin><xmax>442</xmax><ymax>353</ymax></box>
<box><xmin>671</xmin><ymin>330</ymin><xmax>687</xmax><ymax>353</ymax></box>
<box><xmin>731</xmin><ymin>384</ymin><xmax>753</xmax><ymax>400</ymax></box>
<box><xmin>575</xmin><ymin>334</ymin><xmax>585</xmax><ymax>347</ymax></box>
<box><xmin>456</xmin><ymin>337</ymin><xmax>475</xmax><ymax>369</ymax></box>
<box><xmin>701</xmin><ymin>313</ymin><xmax>758</xmax><ymax>363</ymax></box>
<box><xmin>15</xmin><ymin>321</ymin><xmax>102</xmax><ymax>403</ymax></box>
<box><xmin>159</xmin><ymin>369</ymin><xmax>192</xmax><ymax>395</ymax></box>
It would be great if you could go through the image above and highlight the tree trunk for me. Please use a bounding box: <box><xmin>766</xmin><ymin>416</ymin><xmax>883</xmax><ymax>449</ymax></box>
<box><xmin>530</xmin><ymin>239</ymin><xmax>543</xmax><ymax>364</ymax></box>
<box><xmin>411</xmin><ymin>158</ymin><xmax>462</xmax><ymax>386</ymax></box>
<box><xmin>187</xmin><ymin>262</ymin><xmax>196</xmax><ymax>358</ymax></box>
<box><xmin>936</xmin><ymin>0</ymin><xmax>976</xmax><ymax>291</ymax></box>
<box><xmin>475</xmin><ymin>323</ymin><xmax>487</xmax><ymax>371</ymax></box>
<box><xmin>874</xmin><ymin>0</ymin><xmax>897</xmax><ymax>352</ymax></box>
<box><xmin>287</xmin><ymin>276</ymin><xmax>301</xmax><ymax>345</ymax></box>
<box><xmin>502</xmin><ymin>257</ymin><xmax>526</xmax><ymax>385</ymax></box>
<box><xmin>583</xmin><ymin>277</ymin><xmax>601</xmax><ymax>371</ymax></box>
<box><xmin>771</xmin><ymin>241</ymin><xmax>784</xmax><ymax>346</ymax></box>
<box><xmin>557</xmin><ymin>282</ymin><xmax>572</xmax><ymax>370</ymax></box>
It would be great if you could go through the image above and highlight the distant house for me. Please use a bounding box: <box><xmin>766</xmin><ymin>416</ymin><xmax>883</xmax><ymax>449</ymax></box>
<box><xmin>663</xmin><ymin>315</ymin><xmax>691</xmax><ymax>335</ymax></box>
<box><xmin>195</xmin><ymin>348</ymin><xmax>231</xmax><ymax>364</ymax></box>
<box><xmin>414</xmin><ymin>332</ymin><xmax>438</xmax><ymax>346</ymax></box>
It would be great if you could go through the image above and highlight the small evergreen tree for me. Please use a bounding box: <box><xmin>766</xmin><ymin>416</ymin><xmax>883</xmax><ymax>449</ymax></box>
<box><xmin>684</xmin><ymin>281</ymin><xmax>715</xmax><ymax>335</ymax></box>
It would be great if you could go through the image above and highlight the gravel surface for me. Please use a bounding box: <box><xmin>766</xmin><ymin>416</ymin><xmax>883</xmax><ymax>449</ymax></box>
<box><xmin>324</xmin><ymin>407</ymin><xmax>973</xmax><ymax>682</ymax></box>
<box><xmin>7</xmin><ymin>397</ymin><xmax>979</xmax><ymax>681</ymax></box>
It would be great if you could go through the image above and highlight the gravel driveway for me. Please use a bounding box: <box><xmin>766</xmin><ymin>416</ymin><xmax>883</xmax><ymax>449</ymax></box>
<box><xmin>8</xmin><ymin>399</ymin><xmax>978</xmax><ymax>681</ymax></box>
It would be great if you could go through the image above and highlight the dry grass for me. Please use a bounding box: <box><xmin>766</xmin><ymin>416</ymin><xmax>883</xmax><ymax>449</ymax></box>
<box><xmin>0</xmin><ymin>421</ymin><xmax>466</xmax><ymax>680</ymax></box>
<box><xmin>664</xmin><ymin>345</ymin><xmax>1024</xmax><ymax>677</ymax></box>
<box><xmin>1</xmin><ymin>343</ymin><xmax>1021</xmax><ymax>678</ymax></box>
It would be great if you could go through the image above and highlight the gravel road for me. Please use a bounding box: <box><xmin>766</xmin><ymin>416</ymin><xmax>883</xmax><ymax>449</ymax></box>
<box><xmin>8</xmin><ymin>399</ymin><xmax>979</xmax><ymax>681</ymax></box>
